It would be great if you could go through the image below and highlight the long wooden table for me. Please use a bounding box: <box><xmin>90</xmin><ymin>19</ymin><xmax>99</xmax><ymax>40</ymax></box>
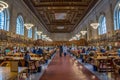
<box><xmin>0</xmin><ymin>67</ymin><xmax>27</xmax><ymax>80</ymax></box>
<box><xmin>0</xmin><ymin>56</ymin><xmax>43</xmax><ymax>61</ymax></box>
<box><xmin>91</xmin><ymin>56</ymin><xmax>119</xmax><ymax>72</ymax></box>
<box><xmin>0</xmin><ymin>56</ymin><xmax>44</xmax><ymax>74</ymax></box>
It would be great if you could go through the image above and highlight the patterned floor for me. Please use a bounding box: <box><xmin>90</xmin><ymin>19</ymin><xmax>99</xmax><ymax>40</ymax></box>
<box><xmin>40</xmin><ymin>53</ymin><xmax>99</xmax><ymax>80</ymax></box>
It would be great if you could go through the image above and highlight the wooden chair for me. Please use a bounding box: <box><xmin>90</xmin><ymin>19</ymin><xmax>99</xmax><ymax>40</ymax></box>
<box><xmin>112</xmin><ymin>59</ymin><xmax>120</xmax><ymax>74</ymax></box>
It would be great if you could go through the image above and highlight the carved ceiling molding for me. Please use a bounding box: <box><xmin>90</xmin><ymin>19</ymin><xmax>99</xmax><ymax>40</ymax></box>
<box><xmin>23</xmin><ymin>0</ymin><xmax>98</xmax><ymax>33</ymax></box>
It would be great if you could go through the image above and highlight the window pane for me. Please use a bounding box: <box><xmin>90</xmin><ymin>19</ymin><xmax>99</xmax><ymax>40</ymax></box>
<box><xmin>0</xmin><ymin>11</ymin><xmax>4</xmax><ymax>30</ymax></box>
<box><xmin>114</xmin><ymin>4</ymin><xmax>120</xmax><ymax>30</ymax></box>
<box><xmin>16</xmin><ymin>16</ymin><xmax>24</xmax><ymax>35</ymax></box>
<box><xmin>34</xmin><ymin>28</ymin><xmax>37</xmax><ymax>40</ymax></box>
<box><xmin>28</xmin><ymin>28</ymin><xmax>32</xmax><ymax>38</ymax></box>
<box><xmin>98</xmin><ymin>16</ymin><xmax>107</xmax><ymax>35</ymax></box>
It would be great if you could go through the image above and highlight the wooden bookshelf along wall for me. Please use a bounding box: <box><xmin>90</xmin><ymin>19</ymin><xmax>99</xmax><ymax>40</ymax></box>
<box><xmin>34</xmin><ymin>38</ymin><xmax>88</xmax><ymax>46</ymax></box>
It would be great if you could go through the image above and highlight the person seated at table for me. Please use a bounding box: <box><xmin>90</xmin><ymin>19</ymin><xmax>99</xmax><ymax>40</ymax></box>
<box><xmin>78</xmin><ymin>48</ymin><xmax>80</xmax><ymax>54</ymax></box>
<box><xmin>93</xmin><ymin>47</ymin><xmax>97</xmax><ymax>51</ymax></box>
<box><xmin>24</xmin><ymin>51</ymin><xmax>31</xmax><ymax>67</ymax></box>
<box><xmin>85</xmin><ymin>48</ymin><xmax>89</xmax><ymax>54</ymax></box>
<box><xmin>100</xmin><ymin>48</ymin><xmax>106</xmax><ymax>53</ymax></box>
<box><xmin>5</xmin><ymin>48</ymin><xmax>10</xmax><ymax>55</ymax></box>
<box><xmin>82</xmin><ymin>48</ymin><xmax>86</xmax><ymax>53</ymax></box>
<box><xmin>32</xmin><ymin>47</ymin><xmax>36</xmax><ymax>53</ymax></box>
<box><xmin>46</xmin><ymin>47</ymin><xmax>49</xmax><ymax>52</ymax></box>
<box><xmin>37</xmin><ymin>48</ymin><xmax>43</xmax><ymax>55</ymax></box>
<box><xmin>118</xmin><ymin>48</ymin><xmax>120</xmax><ymax>56</ymax></box>
<box><xmin>20</xmin><ymin>48</ymin><xmax>24</xmax><ymax>53</ymax></box>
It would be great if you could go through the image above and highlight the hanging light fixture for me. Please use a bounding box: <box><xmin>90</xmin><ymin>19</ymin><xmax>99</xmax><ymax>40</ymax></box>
<box><xmin>76</xmin><ymin>34</ymin><xmax>81</xmax><ymax>38</ymax></box>
<box><xmin>72</xmin><ymin>36</ymin><xmax>77</xmax><ymax>40</ymax></box>
<box><xmin>45</xmin><ymin>37</ymin><xmax>49</xmax><ymax>40</ymax></box>
<box><xmin>90</xmin><ymin>23</ymin><xmax>99</xmax><ymax>29</ymax></box>
<box><xmin>81</xmin><ymin>31</ymin><xmax>87</xmax><ymax>35</ymax></box>
<box><xmin>69</xmin><ymin>37</ymin><xmax>73</xmax><ymax>41</ymax></box>
<box><xmin>24</xmin><ymin>23</ymin><xmax>34</xmax><ymax>30</ymax></box>
<box><xmin>49</xmin><ymin>39</ymin><xmax>53</xmax><ymax>42</ymax></box>
<box><xmin>36</xmin><ymin>31</ymin><xmax>42</xmax><ymax>35</ymax></box>
<box><xmin>76</xmin><ymin>34</ymin><xmax>81</xmax><ymax>40</ymax></box>
<box><xmin>69</xmin><ymin>39</ymin><xmax>71</xmax><ymax>41</ymax></box>
<box><xmin>46</xmin><ymin>37</ymin><xmax>53</xmax><ymax>41</ymax></box>
<box><xmin>0</xmin><ymin>1</ymin><xmax>8</xmax><ymax>12</ymax></box>
<box><xmin>42</xmin><ymin>35</ymin><xmax>47</xmax><ymax>39</ymax></box>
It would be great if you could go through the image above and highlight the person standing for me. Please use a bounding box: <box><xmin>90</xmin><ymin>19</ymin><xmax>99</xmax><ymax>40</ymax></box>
<box><xmin>59</xmin><ymin>45</ymin><xmax>63</xmax><ymax>57</ymax></box>
<box><xmin>24</xmin><ymin>51</ymin><xmax>31</xmax><ymax>67</ymax></box>
<box><xmin>63</xmin><ymin>45</ymin><xmax>67</xmax><ymax>56</ymax></box>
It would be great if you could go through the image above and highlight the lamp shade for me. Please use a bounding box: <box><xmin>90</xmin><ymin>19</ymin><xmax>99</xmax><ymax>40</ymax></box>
<box><xmin>90</xmin><ymin>23</ymin><xmax>99</xmax><ymax>29</ymax></box>
<box><xmin>72</xmin><ymin>36</ymin><xmax>77</xmax><ymax>40</ymax></box>
<box><xmin>81</xmin><ymin>31</ymin><xmax>87</xmax><ymax>35</ymax></box>
<box><xmin>36</xmin><ymin>31</ymin><xmax>42</xmax><ymax>35</ymax></box>
<box><xmin>24</xmin><ymin>23</ymin><xmax>34</xmax><ymax>30</ymax></box>
<box><xmin>76</xmin><ymin>34</ymin><xmax>80</xmax><ymax>38</ymax></box>
<box><xmin>42</xmin><ymin>35</ymin><xmax>47</xmax><ymax>38</ymax></box>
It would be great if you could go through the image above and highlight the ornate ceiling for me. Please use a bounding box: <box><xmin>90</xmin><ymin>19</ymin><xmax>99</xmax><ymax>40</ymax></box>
<box><xmin>23</xmin><ymin>0</ymin><xmax>98</xmax><ymax>33</ymax></box>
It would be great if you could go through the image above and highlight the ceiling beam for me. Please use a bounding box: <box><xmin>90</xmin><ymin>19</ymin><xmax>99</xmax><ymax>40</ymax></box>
<box><xmin>47</xmin><ymin>23</ymin><xmax>74</xmax><ymax>25</ymax></box>
<box><xmin>23</xmin><ymin>0</ymin><xmax>50</xmax><ymax>31</ymax></box>
<box><xmin>50</xmin><ymin>31</ymin><xmax>71</xmax><ymax>33</ymax></box>
<box><xmin>36</xmin><ymin>7</ymin><xmax>86</xmax><ymax>11</ymax></box>
<box><xmin>33</xmin><ymin>1</ymin><xmax>88</xmax><ymax>4</ymax></box>
<box><xmin>34</xmin><ymin>0</ymin><xmax>89</xmax><ymax>2</ymax></box>
<box><xmin>34</xmin><ymin>5</ymin><xmax>88</xmax><ymax>7</ymax></box>
<box><xmin>23</xmin><ymin>0</ymin><xmax>98</xmax><ymax>33</ymax></box>
<box><xmin>33</xmin><ymin>2</ymin><xmax>89</xmax><ymax>7</ymax></box>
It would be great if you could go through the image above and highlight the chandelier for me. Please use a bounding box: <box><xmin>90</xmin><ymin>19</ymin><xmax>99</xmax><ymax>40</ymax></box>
<box><xmin>42</xmin><ymin>35</ymin><xmax>47</xmax><ymax>39</ymax></box>
<box><xmin>76</xmin><ymin>34</ymin><xmax>80</xmax><ymax>38</ymax></box>
<box><xmin>24</xmin><ymin>23</ymin><xmax>34</xmax><ymax>30</ymax></box>
<box><xmin>90</xmin><ymin>23</ymin><xmax>99</xmax><ymax>29</ymax></box>
<box><xmin>45</xmin><ymin>37</ymin><xmax>49</xmax><ymax>40</ymax></box>
<box><xmin>0</xmin><ymin>1</ymin><xmax>8</xmax><ymax>12</ymax></box>
<box><xmin>45</xmin><ymin>37</ymin><xmax>52</xmax><ymax>41</ymax></box>
<box><xmin>36</xmin><ymin>31</ymin><xmax>42</xmax><ymax>35</ymax></box>
<box><xmin>81</xmin><ymin>31</ymin><xmax>87</xmax><ymax>35</ymax></box>
<box><xmin>48</xmin><ymin>38</ymin><xmax>53</xmax><ymax>42</ymax></box>
<box><xmin>69</xmin><ymin>39</ymin><xmax>72</xmax><ymax>41</ymax></box>
<box><xmin>72</xmin><ymin>36</ymin><xmax>77</xmax><ymax>40</ymax></box>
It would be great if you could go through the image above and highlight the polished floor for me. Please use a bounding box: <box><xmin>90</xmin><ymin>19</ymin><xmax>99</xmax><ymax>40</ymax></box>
<box><xmin>40</xmin><ymin>53</ymin><xmax>99</xmax><ymax>80</ymax></box>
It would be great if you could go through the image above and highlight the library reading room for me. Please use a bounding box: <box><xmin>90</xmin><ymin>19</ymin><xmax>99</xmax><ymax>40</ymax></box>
<box><xmin>0</xmin><ymin>0</ymin><xmax>120</xmax><ymax>80</ymax></box>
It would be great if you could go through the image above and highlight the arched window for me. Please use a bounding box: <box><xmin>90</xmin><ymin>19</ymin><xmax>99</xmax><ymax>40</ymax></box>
<box><xmin>28</xmin><ymin>28</ymin><xmax>32</xmax><ymax>38</ymax></box>
<box><xmin>34</xmin><ymin>27</ymin><xmax>37</xmax><ymax>40</ymax></box>
<box><xmin>98</xmin><ymin>15</ymin><xmax>107</xmax><ymax>35</ymax></box>
<box><xmin>114</xmin><ymin>2</ymin><xmax>120</xmax><ymax>30</ymax></box>
<box><xmin>0</xmin><ymin>9</ymin><xmax>9</xmax><ymax>31</ymax></box>
<box><xmin>16</xmin><ymin>15</ymin><xmax>24</xmax><ymax>35</ymax></box>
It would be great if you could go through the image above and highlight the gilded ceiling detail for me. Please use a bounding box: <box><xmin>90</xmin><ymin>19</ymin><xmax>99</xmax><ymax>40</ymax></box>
<box><xmin>23</xmin><ymin>0</ymin><xmax>98</xmax><ymax>33</ymax></box>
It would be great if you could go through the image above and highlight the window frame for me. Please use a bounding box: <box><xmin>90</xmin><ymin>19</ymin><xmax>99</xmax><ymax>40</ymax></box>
<box><xmin>28</xmin><ymin>28</ymin><xmax>32</xmax><ymax>38</ymax></box>
<box><xmin>114</xmin><ymin>3</ymin><xmax>120</xmax><ymax>30</ymax></box>
<box><xmin>0</xmin><ymin>9</ymin><xmax>9</xmax><ymax>31</ymax></box>
<box><xmin>16</xmin><ymin>15</ymin><xmax>24</xmax><ymax>35</ymax></box>
<box><xmin>98</xmin><ymin>15</ymin><xmax>107</xmax><ymax>35</ymax></box>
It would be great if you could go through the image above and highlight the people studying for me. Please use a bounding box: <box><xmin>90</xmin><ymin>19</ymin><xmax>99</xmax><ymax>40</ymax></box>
<box><xmin>24</xmin><ymin>51</ymin><xmax>31</xmax><ymax>67</ymax></box>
